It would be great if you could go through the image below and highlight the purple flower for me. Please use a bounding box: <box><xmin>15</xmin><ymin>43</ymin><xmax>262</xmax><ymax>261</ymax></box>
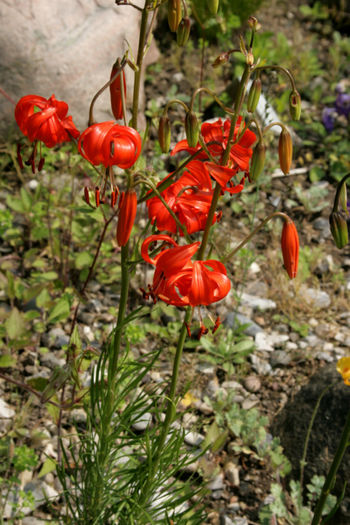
<box><xmin>335</xmin><ymin>92</ymin><xmax>350</xmax><ymax>118</ymax></box>
<box><xmin>322</xmin><ymin>107</ymin><xmax>336</xmax><ymax>132</ymax></box>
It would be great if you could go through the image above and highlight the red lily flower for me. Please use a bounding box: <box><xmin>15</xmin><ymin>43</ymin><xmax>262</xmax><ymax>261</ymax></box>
<box><xmin>205</xmin><ymin>162</ymin><xmax>246</xmax><ymax>194</ymax></box>
<box><xmin>147</xmin><ymin>161</ymin><xmax>217</xmax><ymax>235</ymax></box>
<box><xmin>141</xmin><ymin>235</ymin><xmax>231</xmax><ymax>307</ymax></box>
<box><xmin>15</xmin><ymin>94</ymin><xmax>79</xmax><ymax>148</ymax></box>
<box><xmin>281</xmin><ymin>219</ymin><xmax>299</xmax><ymax>279</ymax></box>
<box><xmin>116</xmin><ymin>189</ymin><xmax>137</xmax><ymax>246</ymax></box>
<box><xmin>171</xmin><ymin>118</ymin><xmax>256</xmax><ymax>172</ymax></box>
<box><xmin>78</xmin><ymin>121</ymin><xmax>141</xmax><ymax>169</ymax></box>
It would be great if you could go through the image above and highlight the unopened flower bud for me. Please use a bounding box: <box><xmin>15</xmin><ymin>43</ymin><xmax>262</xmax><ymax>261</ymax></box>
<box><xmin>246</xmin><ymin>51</ymin><xmax>254</xmax><ymax>66</ymax></box>
<box><xmin>247</xmin><ymin>16</ymin><xmax>258</xmax><ymax>29</ymax></box>
<box><xmin>289</xmin><ymin>90</ymin><xmax>301</xmax><ymax>121</ymax></box>
<box><xmin>281</xmin><ymin>218</ymin><xmax>299</xmax><ymax>279</ymax></box>
<box><xmin>212</xmin><ymin>52</ymin><xmax>230</xmax><ymax>68</ymax></box>
<box><xmin>207</xmin><ymin>0</ymin><xmax>219</xmax><ymax>15</ymax></box>
<box><xmin>249</xmin><ymin>141</ymin><xmax>266</xmax><ymax>182</ymax></box>
<box><xmin>339</xmin><ymin>182</ymin><xmax>348</xmax><ymax>215</ymax></box>
<box><xmin>329</xmin><ymin>210</ymin><xmax>348</xmax><ymax>249</ymax></box>
<box><xmin>185</xmin><ymin>111</ymin><xmax>199</xmax><ymax>148</ymax></box>
<box><xmin>278</xmin><ymin>128</ymin><xmax>293</xmax><ymax>174</ymax></box>
<box><xmin>247</xmin><ymin>77</ymin><xmax>261</xmax><ymax>113</ymax></box>
<box><xmin>117</xmin><ymin>189</ymin><xmax>137</xmax><ymax>247</ymax></box>
<box><xmin>110</xmin><ymin>61</ymin><xmax>126</xmax><ymax>120</ymax></box>
<box><xmin>168</xmin><ymin>0</ymin><xmax>182</xmax><ymax>32</ymax></box>
<box><xmin>158</xmin><ymin>114</ymin><xmax>171</xmax><ymax>153</ymax></box>
<box><xmin>177</xmin><ymin>17</ymin><xmax>190</xmax><ymax>47</ymax></box>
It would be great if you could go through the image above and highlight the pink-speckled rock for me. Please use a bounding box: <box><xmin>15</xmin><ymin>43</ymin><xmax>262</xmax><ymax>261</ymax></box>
<box><xmin>0</xmin><ymin>0</ymin><xmax>159</xmax><ymax>137</ymax></box>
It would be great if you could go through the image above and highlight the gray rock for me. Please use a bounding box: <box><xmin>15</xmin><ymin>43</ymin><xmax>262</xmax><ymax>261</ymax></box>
<box><xmin>184</xmin><ymin>431</ymin><xmax>205</xmax><ymax>447</ymax></box>
<box><xmin>243</xmin><ymin>375</ymin><xmax>261</xmax><ymax>393</ymax></box>
<box><xmin>241</xmin><ymin>293</ymin><xmax>277</xmax><ymax>311</ymax></box>
<box><xmin>224</xmin><ymin>462</ymin><xmax>240</xmax><ymax>486</ymax></box>
<box><xmin>40</xmin><ymin>351</ymin><xmax>66</xmax><ymax>369</ymax></box>
<box><xmin>250</xmin><ymin>354</ymin><xmax>272</xmax><ymax>375</ymax></box>
<box><xmin>0</xmin><ymin>0</ymin><xmax>159</xmax><ymax>137</ymax></box>
<box><xmin>300</xmin><ymin>286</ymin><xmax>331</xmax><ymax>309</ymax></box>
<box><xmin>41</xmin><ymin>327</ymin><xmax>69</xmax><ymax>349</ymax></box>
<box><xmin>312</xmin><ymin>217</ymin><xmax>331</xmax><ymax>238</ymax></box>
<box><xmin>208</xmin><ymin>473</ymin><xmax>225</xmax><ymax>491</ymax></box>
<box><xmin>131</xmin><ymin>412</ymin><xmax>152</xmax><ymax>432</ymax></box>
<box><xmin>255</xmin><ymin>331</ymin><xmax>289</xmax><ymax>352</ymax></box>
<box><xmin>224</xmin><ymin>312</ymin><xmax>263</xmax><ymax>337</ymax></box>
<box><xmin>270</xmin><ymin>350</ymin><xmax>292</xmax><ymax>367</ymax></box>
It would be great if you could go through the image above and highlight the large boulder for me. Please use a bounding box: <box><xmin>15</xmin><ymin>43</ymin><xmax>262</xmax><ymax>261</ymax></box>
<box><xmin>272</xmin><ymin>364</ymin><xmax>350</xmax><ymax>524</ymax></box>
<box><xmin>0</xmin><ymin>0</ymin><xmax>159</xmax><ymax>138</ymax></box>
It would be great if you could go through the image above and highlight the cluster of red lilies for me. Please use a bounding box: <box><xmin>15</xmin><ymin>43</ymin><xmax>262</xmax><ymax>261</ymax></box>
<box><xmin>14</xmin><ymin>91</ymin><xmax>299</xmax><ymax>327</ymax></box>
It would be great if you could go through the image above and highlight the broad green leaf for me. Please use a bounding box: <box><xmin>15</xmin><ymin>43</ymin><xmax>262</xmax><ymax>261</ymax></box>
<box><xmin>38</xmin><ymin>457</ymin><xmax>56</xmax><ymax>478</ymax></box>
<box><xmin>5</xmin><ymin>308</ymin><xmax>26</xmax><ymax>339</ymax></box>
<box><xmin>48</xmin><ymin>297</ymin><xmax>71</xmax><ymax>323</ymax></box>
<box><xmin>0</xmin><ymin>354</ymin><xmax>17</xmax><ymax>367</ymax></box>
<box><xmin>75</xmin><ymin>251</ymin><xmax>93</xmax><ymax>269</ymax></box>
<box><xmin>36</xmin><ymin>288</ymin><xmax>51</xmax><ymax>308</ymax></box>
<box><xmin>27</xmin><ymin>376</ymin><xmax>49</xmax><ymax>392</ymax></box>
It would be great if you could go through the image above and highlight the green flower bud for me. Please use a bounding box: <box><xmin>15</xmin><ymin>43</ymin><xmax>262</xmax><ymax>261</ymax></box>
<box><xmin>250</xmin><ymin>141</ymin><xmax>266</xmax><ymax>182</ymax></box>
<box><xmin>207</xmin><ymin>0</ymin><xmax>219</xmax><ymax>15</ymax></box>
<box><xmin>168</xmin><ymin>0</ymin><xmax>182</xmax><ymax>32</ymax></box>
<box><xmin>247</xmin><ymin>77</ymin><xmax>261</xmax><ymax>113</ymax></box>
<box><xmin>329</xmin><ymin>211</ymin><xmax>348</xmax><ymax>249</ymax></box>
<box><xmin>289</xmin><ymin>90</ymin><xmax>301</xmax><ymax>121</ymax></box>
<box><xmin>177</xmin><ymin>17</ymin><xmax>190</xmax><ymax>47</ymax></box>
<box><xmin>185</xmin><ymin>111</ymin><xmax>200</xmax><ymax>148</ymax></box>
<box><xmin>339</xmin><ymin>182</ymin><xmax>348</xmax><ymax>215</ymax></box>
<box><xmin>158</xmin><ymin>114</ymin><xmax>171</xmax><ymax>153</ymax></box>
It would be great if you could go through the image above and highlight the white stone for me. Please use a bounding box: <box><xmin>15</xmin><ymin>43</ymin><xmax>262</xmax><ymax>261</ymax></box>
<box><xmin>0</xmin><ymin>398</ymin><xmax>15</xmax><ymax>418</ymax></box>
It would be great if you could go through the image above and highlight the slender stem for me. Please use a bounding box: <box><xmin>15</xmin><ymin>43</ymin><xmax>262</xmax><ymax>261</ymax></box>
<box><xmin>222</xmin><ymin>211</ymin><xmax>290</xmax><ymax>262</ymax></box>
<box><xmin>109</xmin><ymin>243</ymin><xmax>130</xmax><ymax>378</ymax></box>
<box><xmin>138</xmin><ymin>306</ymin><xmax>193</xmax><ymax>505</ymax></box>
<box><xmin>311</xmin><ymin>407</ymin><xmax>350</xmax><ymax>525</ymax></box>
<box><xmin>254</xmin><ymin>64</ymin><xmax>297</xmax><ymax>91</ymax></box>
<box><xmin>131</xmin><ymin>2</ymin><xmax>149</xmax><ymax>129</ymax></box>
<box><xmin>298</xmin><ymin>384</ymin><xmax>333</xmax><ymax>523</ymax></box>
<box><xmin>88</xmin><ymin>57</ymin><xmax>127</xmax><ymax>126</ymax></box>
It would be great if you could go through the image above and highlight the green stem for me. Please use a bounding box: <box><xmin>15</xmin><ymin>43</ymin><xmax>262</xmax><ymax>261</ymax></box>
<box><xmin>139</xmin><ymin>306</ymin><xmax>193</xmax><ymax>505</ymax></box>
<box><xmin>222</xmin><ymin>211</ymin><xmax>290</xmax><ymax>263</ymax></box>
<box><xmin>109</xmin><ymin>243</ymin><xmax>130</xmax><ymax>378</ymax></box>
<box><xmin>311</xmin><ymin>407</ymin><xmax>350</xmax><ymax>525</ymax></box>
<box><xmin>131</xmin><ymin>2</ymin><xmax>149</xmax><ymax>129</ymax></box>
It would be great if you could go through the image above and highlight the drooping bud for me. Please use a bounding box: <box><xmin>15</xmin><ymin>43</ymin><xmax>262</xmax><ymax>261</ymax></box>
<box><xmin>339</xmin><ymin>182</ymin><xmax>348</xmax><ymax>215</ymax></box>
<box><xmin>177</xmin><ymin>17</ymin><xmax>190</xmax><ymax>47</ymax></box>
<box><xmin>117</xmin><ymin>189</ymin><xmax>137</xmax><ymax>247</ymax></box>
<box><xmin>168</xmin><ymin>0</ymin><xmax>182</xmax><ymax>32</ymax></box>
<box><xmin>249</xmin><ymin>141</ymin><xmax>266</xmax><ymax>182</ymax></box>
<box><xmin>185</xmin><ymin>111</ymin><xmax>200</xmax><ymax>148</ymax></box>
<box><xmin>84</xmin><ymin>187</ymin><xmax>90</xmax><ymax>205</ymax></box>
<box><xmin>278</xmin><ymin>128</ymin><xmax>293</xmax><ymax>175</ymax></box>
<box><xmin>109</xmin><ymin>61</ymin><xmax>126</xmax><ymax>121</ymax></box>
<box><xmin>207</xmin><ymin>0</ymin><xmax>219</xmax><ymax>15</ymax></box>
<box><xmin>281</xmin><ymin>218</ymin><xmax>299</xmax><ymax>279</ymax></box>
<box><xmin>289</xmin><ymin>90</ymin><xmax>301</xmax><ymax>121</ymax></box>
<box><xmin>212</xmin><ymin>51</ymin><xmax>230</xmax><ymax>68</ymax></box>
<box><xmin>247</xmin><ymin>77</ymin><xmax>261</xmax><ymax>113</ymax></box>
<box><xmin>329</xmin><ymin>210</ymin><xmax>348</xmax><ymax>249</ymax></box>
<box><xmin>158</xmin><ymin>114</ymin><xmax>171</xmax><ymax>153</ymax></box>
